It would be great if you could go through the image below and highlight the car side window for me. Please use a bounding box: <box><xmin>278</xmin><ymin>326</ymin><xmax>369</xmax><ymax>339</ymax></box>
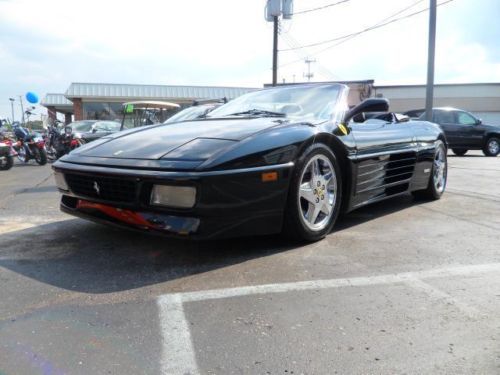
<box><xmin>434</xmin><ymin>111</ymin><xmax>454</xmax><ymax>124</ymax></box>
<box><xmin>456</xmin><ymin>111</ymin><xmax>476</xmax><ymax>125</ymax></box>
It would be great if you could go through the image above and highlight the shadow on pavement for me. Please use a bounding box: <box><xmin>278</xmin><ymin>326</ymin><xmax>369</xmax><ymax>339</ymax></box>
<box><xmin>0</xmin><ymin>194</ymin><xmax>421</xmax><ymax>294</ymax></box>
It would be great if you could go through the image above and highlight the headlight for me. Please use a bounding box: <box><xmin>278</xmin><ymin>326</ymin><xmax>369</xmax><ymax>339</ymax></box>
<box><xmin>150</xmin><ymin>185</ymin><xmax>196</xmax><ymax>208</ymax></box>
<box><xmin>54</xmin><ymin>171</ymin><xmax>69</xmax><ymax>191</ymax></box>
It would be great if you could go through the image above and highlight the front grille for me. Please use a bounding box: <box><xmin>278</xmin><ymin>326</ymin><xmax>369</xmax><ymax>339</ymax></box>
<box><xmin>65</xmin><ymin>173</ymin><xmax>137</xmax><ymax>203</ymax></box>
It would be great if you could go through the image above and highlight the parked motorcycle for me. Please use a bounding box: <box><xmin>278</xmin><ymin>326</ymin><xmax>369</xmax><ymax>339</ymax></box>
<box><xmin>0</xmin><ymin>139</ymin><xmax>14</xmax><ymax>170</ymax></box>
<box><xmin>13</xmin><ymin>125</ymin><xmax>47</xmax><ymax>165</ymax></box>
<box><xmin>45</xmin><ymin>122</ymin><xmax>84</xmax><ymax>161</ymax></box>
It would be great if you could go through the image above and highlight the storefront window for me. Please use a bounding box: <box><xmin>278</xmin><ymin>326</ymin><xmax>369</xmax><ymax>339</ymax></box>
<box><xmin>82</xmin><ymin>101</ymin><xmax>181</xmax><ymax>125</ymax></box>
<box><xmin>83</xmin><ymin>102</ymin><xmax>124</xmax><ymax>121</ymax></box>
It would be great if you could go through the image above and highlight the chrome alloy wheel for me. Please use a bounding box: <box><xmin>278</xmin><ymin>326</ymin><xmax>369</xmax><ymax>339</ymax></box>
<box><xmin>487</xmin><ymin>138</ymin><xmax>499</xmax><ymax>155</ymax></box>
<box><xmin>433</xmin><ymin>147</ymin><xmax>447</xmax><ymax>193</ymax></box>
<box><xmin>298</xmin><ymin>154</ymin><xmax>337</xmax><ymax>231</ymax></box>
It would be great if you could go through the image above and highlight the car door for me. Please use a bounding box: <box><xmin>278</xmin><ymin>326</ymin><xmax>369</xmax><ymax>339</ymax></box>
<box><xmin>432</xmin><ymin>109</ymin><xmax>461</xmax><ymax>146</ymax></box>
<box><xmin>454</xmin><ymin>110</ymin><xmax>483</xmax><ymax>148</ymax></box>
<box><xmin>349</xmin><ymin>118</ymin><xmax>417</xmax><ymax>208</ymax></box>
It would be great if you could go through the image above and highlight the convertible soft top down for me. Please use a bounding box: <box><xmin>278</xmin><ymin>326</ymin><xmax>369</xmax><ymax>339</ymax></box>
<box><xmin>53</xmin><ymin>83</ymin><xmax>447</xmax><ymax>241</ymax></box>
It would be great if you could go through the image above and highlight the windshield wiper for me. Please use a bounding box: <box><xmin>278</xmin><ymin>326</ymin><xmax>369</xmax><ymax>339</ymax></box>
<box><xmin>225</xmin><ymin>109</ymin><xmax>286</xmax><ymax>117</ymax></box>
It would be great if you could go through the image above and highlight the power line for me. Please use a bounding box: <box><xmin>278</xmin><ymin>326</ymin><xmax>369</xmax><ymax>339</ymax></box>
<box><xmin>279</xmin><ymin>0</ymin><xmax>455</xmax><ymax>68</ymax></box>
<box><xmin>280</xmin><ymin>30</ymin><xmax>339</xmax><ymax>80</ymax></box>
<box><xmin>281</xmin><ymin>0</ymin><xmax>426</xmax><ymax>52</ymax></box>
<box><xmin>292</xmin><ymin>0</ymin><xmax>350</xmax><ymax>15</ymax></box>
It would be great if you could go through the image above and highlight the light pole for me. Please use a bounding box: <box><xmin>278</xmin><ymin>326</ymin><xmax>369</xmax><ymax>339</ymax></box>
<box><xmin>425</xmin><ymin>0</ymin><xmax>437</xmax><ymax>121</ymax></box>
<box><xmin>9</xmin><ymin>98</ymin><xmax>15</xmax><ymax>123</ymax></box>
<box><xmin>18</xmin><ymin>95</ymin><xmax>25</xmax><ymax>125</ymax></box>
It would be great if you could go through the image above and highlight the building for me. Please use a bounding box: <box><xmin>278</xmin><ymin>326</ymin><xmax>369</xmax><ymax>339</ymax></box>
<box><xmin>40</xmin><ymin>93</ymin><xmax>74</xmax><ymax>124</ymax></box>
<box><xmin>41</xmin><ymin>82</ymin><xmax>257</xmax><ymax>124</ymax></box>
<box><xmin>41</xmin><ymin>81</ymin><xmax>500</xmax><ymax>125</ymax></box>
<box><xmin>373</xmin><ymin>82</ymin><xmax>500</xmax><ymax>123</ymax></box>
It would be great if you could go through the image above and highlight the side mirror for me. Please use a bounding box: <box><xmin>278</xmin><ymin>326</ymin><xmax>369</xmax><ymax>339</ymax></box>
<box><xmin>343</xmin><ymin>98</ymin><xmax>389</xmax><ymax>124</ymax></box>
<box><xmin>476</xmin><ymin>118</ymin><xmax>482</xmax><ymax>125</ymax></box>
<box><xmin>92</xmin><ymin>126</ymin><xmax>98</xmax><ymax>133</ymax></box>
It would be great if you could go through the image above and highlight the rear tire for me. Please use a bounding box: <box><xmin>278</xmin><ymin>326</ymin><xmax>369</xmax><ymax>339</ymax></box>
<box><xmin>413</xmin><ymin>140</ymin><xmax>447</xmax><ymax>200</ymax></box>
<box><xmin>452</xmin><ymin>148</ymin><xmax>467</xmax><ymax>156</ymax></box>
<box><xmin>483</xmin><ymin>137</ymin><xmax>500</xmax><ymax>157</ymax></box>
<box><xmin>35</xmin><ymin>148</ymin><xmax>48</xmax><ymax>165</ymax></box>
<box><xmin>283</xmin><ymin>143</ymin><xmax>342</xmax><ymax>242</ymax></box>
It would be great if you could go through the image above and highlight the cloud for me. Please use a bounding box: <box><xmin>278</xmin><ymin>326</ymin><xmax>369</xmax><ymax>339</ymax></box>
<box><xmin>0</xmin><ymin>0</ymin><xmax>499</xmax><ymax>119</ymax></box>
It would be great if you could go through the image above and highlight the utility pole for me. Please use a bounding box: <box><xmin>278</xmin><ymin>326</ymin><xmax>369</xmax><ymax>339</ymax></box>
<box><xmin>18</xmin><ymin>95</ymin><xmax>25</xmax><ymax>125</ymax></box>
<box><xmin>266</xmin><ymin>0</ymin><xmax>293</xmax><ymax>86</ymax></box>
<box><xmin>272</xmin><ymin>15</ymin><xmax>279</xmax><ymax>86</ymax></box>
<box><xmin>303</xmin><ymin>58</ymin><xmax>316</xmax><ymax>82</ymax></box>
<box><xmin>425</xmin><ymin>0</ymin><xmax>437</xmax><ymax>121</ymax></box>
<box><xmin>9</xmin><ymin>98</ymin><xmax>15</xmax><ymax>123</ymax></box>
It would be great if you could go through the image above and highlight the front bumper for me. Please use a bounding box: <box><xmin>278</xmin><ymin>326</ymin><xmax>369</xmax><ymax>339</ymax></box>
<box><xmin>54</xmin><ymin>161</ymin><xmax>294</xmax><ymax>239</ymax></box>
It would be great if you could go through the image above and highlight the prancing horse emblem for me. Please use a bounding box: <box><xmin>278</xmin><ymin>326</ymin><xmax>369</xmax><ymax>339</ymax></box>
<box><xmin>93</xmin><ymin>181</ymin><xmax>100</xmax><ymax>195</ymax></box>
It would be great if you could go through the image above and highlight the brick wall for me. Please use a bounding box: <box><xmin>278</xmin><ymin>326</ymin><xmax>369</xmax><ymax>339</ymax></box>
<box><xmin>73</xmin><ymin>98</ymin><xmax>83</xmax><ymax>120</ymax></box>
<box><xmin>47</xmin><ymin>106</ymin><xmax>57</xmax><ymax>122</ymax></box>
<box><xmin>65</xmin><ymin>113</ymin><xmax>72</xmax><ymax>124</ymax></box>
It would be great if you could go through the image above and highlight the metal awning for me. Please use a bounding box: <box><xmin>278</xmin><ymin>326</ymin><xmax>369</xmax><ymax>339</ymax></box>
<box><xmin>123</xmin><ymin>101</ymin><xmax>180</xmax><ymax>109</ymax></box>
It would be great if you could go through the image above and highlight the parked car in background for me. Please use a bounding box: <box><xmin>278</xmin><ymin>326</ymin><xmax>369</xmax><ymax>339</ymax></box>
<box><xmin>70</xmin><ymin>120</ymin><xmax>121</xmax><ymax>143</ymax></box>
<box><xmin>416</xmin><ymin>107</ymin><xmax>500</xmax><ymax>156</ymax></box>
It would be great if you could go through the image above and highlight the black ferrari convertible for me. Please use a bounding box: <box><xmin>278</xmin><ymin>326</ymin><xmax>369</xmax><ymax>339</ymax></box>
<box><xmin>53</xmin><ymin>83</ymin><xmax>447</xmax><ymax>241</ymax></box>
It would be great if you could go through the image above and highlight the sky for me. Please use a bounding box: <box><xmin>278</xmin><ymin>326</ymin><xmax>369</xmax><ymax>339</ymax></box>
<box><xmin>0</xmin><ymin>0</ymin><xmax>499</xmax><ymax>120</ymax></box>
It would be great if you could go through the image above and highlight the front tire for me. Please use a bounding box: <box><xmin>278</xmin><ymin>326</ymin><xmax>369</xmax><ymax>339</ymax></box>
<box><xmin>483</xmin><ymin>137</ymin><xmax>500</xmax><ymax>157</ymax></box>
<box><xmin>283</xmin><ymin>143</ymin><xmax>342</xmax><ymax>242</ymax></box>
<box><xmin>452</xmin><ymin>148</ymin><xmax>467</xmax><ymax>156</ymax></box>
<box><xmin>413</xmin><ymin>140</ymin><xmax>447</xmax><ymax>200</ymax></box>
<box><xmin>0</xmin><ymin>155</ymin><xmax>13</xmax><ymax>170</ymax></box>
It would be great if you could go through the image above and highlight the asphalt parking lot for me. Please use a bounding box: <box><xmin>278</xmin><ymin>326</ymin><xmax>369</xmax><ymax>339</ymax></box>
<box><xmin>0</xmin><ymin>151</ymin><xmax>499</xmax><ymax>375</ymax></box>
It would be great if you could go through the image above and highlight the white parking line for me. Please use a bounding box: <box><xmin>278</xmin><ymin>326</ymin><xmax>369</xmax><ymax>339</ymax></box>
<box><xmin>158</xmin><ymin>294</ymin><xmax>199</xmax><ymax>375</ymax></box>
<box><xmin>156</xmin><ymin>262</ymin><xmax>500</xmax><ymax>375</ymax></box>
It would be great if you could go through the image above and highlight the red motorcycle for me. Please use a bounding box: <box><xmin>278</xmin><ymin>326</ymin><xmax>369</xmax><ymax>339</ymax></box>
<box><xmin>13</xmin><ymin>128</ymin><xmax>47</xmax><ymax>165</ymax></box>
<box><xmin>0</xmin><ymin>139</ymin><xmax>14</xmax><ymax>170</ymax></box>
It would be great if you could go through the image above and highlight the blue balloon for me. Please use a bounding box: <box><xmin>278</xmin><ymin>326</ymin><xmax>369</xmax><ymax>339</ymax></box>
<box><xmin>26</xmin><ymin>92</ymin><xmax>39</xmax><ymax>104</ymax></box>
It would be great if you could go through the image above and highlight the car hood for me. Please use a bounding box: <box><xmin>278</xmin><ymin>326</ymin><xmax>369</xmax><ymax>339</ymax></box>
<box><xmin>75</xmin><ymin>118</ymin><xmax>284</xmax><ymax>160</ymax></box>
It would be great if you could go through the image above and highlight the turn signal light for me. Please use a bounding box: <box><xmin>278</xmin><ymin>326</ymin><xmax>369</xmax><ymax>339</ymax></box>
<box><xmin>261</xmin><ymin>171</ymin><xmax>278</xmax><ymax>182</ymax></box>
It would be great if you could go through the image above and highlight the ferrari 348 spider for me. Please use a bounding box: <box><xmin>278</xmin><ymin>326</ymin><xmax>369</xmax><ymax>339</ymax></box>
<box><xmin>53</xmin><ymin>83</ymin><xmax>447</xmax><ymax>241</ymax></box>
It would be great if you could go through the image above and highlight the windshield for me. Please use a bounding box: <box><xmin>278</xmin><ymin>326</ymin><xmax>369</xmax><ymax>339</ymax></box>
<box><xmin>94</xmin><ymin>121</ymin><xmax>121</xmax><ymax>131</ymax></box>
<box><xmin>164</xmin><ymin>106</ymin><xmax>213</xmax><ymax>124</ymax></box>
<box><xmin>71</xmin><ymin>120</ymin><xmax>97</xmax><ymax>132</ymax></box>
<box><xmin>122</xmin><ymin>108</ymin><xmax>176</xmax><ymax>129</ymax></box>
<box><xmin>208</xmin><ymin>84</ymin><xmax>346</xmax><ymax>122</ymax></box>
